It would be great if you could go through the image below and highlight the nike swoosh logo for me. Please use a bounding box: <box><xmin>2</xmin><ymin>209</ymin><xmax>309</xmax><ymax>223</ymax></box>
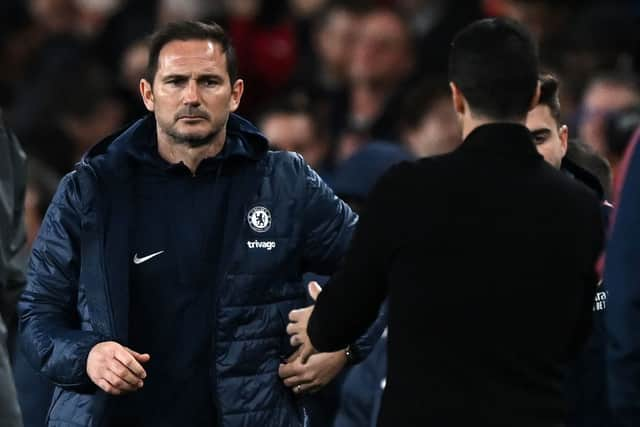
<box><xmin>133</xmin><ymin>251</ymin><xmax>165</xmax><ymax>265</ymax></box>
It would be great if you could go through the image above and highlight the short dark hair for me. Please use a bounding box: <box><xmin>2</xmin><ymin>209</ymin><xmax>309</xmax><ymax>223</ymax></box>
<box><xmin>538</xmin><ymin>74</ymin><xmax>561</xmax><ymax>125</ymax></box>
<box><xmin>145</xmin><ymin>21</ymin><xmax>237</xmax><ymax>84</ymax></box>
<box><xmin>448</xmin><ymin>18</ymin><xmax>539</xmax><ymax>120</ymax></box>
<box><xmin>257</xmin><ymin>92</ymin><xmax>326</xmax><ymax>142</ymax></box>
<box><xmin>400</xmin><ymin>77</ymin><xmax>451</xmax><ymax>130</ymax></box>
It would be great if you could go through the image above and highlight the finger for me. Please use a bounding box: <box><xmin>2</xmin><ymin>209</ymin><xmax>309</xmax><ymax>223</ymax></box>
<box><xmin>278</xmin><ymin>362</ymin><xmax>303</xmax><ymax>379</ymax></box>
<box><xmin>300</xmin><ymin>344</ymin><xmax>315</xmax><ymax>364</ymax></box>
<box><xmin>308</xmin><ymin>281</ymin><xmax>322</xmax><ymax>301</ymax></box>
<box><xmin>290</xmin><ymin>334</ymin><xmax>302</xmax><ymax>347</ymax></box>
<box><xmin>115</xmin><ymin>349</ymin><xmax>147</xmax><ymax>379</ymax></box>
<box><xmin>286</xmin><ymin>322</ymin><xmax>299</xmax><ymax>336</ymax></box>
<box><xmin>293</xmin><ymin>381</ymin><xmax>316</xmax><ymax>395</ymax></box>
<box><xmin>97</xmin><ymin>378</ymin><xmax>121</xmax><ymax>395</ymax></box>
<box><xmin>125</xmin><ymin>347</ymin><xmax>151</xmax><ymax>363</ymax></box>
<box><xmin>286</xmin><ymin>347</ymin><xmax>302</xmax><ymax>364</ymax></box>
<box><xmin>104</xmin><ymin>370</ymin><xmax>138</xmax><ymax>392</ymax></box>
<box><xmin>109</xmin><ymin>357</ymin><xmax>145</xmax><ymax>387</ymax></box>
<box><xmin>288</xmin><ymin>309</ymin><xmax>300</xmax><ymax>322</ymax></box>
<box><xmin>283</xmin><ymin>375</ymin><xmax>307</xmax><ymax>387</ymax></box>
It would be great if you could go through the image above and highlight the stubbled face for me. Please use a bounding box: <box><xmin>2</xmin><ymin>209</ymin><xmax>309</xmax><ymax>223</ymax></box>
<box><xmin>579</xmin><ymin>82</ymin><xmax>639</xmax><ymax>156</ymax></box>
<box><xmin>526</xmin><ymin>104</ymin><xmax>568</xmax><ymax>169</ymax></box>
<box><xmin>349</xmin><ymin>11</ymin><xmax>412</xmax><ymax>85</ymax></box>
<box><xmin>140</xmin><ymin>39</ymin><xmax>243</xmax><ymax>147</ymax></box>
<box><xmin>316</xmin><ymin>9</ymin><xmax>358</xmax><ymax>79</ymax></box>
<box><xmin>260</xmin><ymin>113</ymin><xmax>326</xmax><ymax>169</ymax></box>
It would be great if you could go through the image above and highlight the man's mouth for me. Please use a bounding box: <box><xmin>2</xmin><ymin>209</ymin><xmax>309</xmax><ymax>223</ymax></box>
<box><xmin>178</xmin><ymin>116</ymin><xmax>207</xmax><ymax>121</ymax></box>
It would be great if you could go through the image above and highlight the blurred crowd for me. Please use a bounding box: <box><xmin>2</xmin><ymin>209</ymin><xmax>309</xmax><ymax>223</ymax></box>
<box><xmin>0</xmin><ymin>0</ymin><xmax>637</xmax><ymax>312</ymax></box>
<box><xmin>1</xmin><ymin>0</ymin><xmax>639</xmax><ymax>174</ymax></box>
<box><xmin>0</xmin><ymin>0</ymin><xmax>639</xmax><ymax>326</ymax></box>
<box><xmin>2</xmin><ymin>1</ymin><xmax>640</xmax><ymax>426</ymax></box>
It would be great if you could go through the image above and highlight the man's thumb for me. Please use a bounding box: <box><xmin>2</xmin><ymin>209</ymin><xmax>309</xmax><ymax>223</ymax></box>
<box><xmin>308</xmin><ymin>281</ymin><xmax>322</xmax><ymax>301</ymax></box>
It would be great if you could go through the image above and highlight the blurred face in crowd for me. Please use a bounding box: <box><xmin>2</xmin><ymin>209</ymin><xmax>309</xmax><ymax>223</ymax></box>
<box><xmin>63</xmin><ymin>97</ymin><xmax>126</xmax><ymax>157</ymax></box>
<box><xmin>526</xmin><ymin>104</ymin><xmax>568</xmax><ymax>169</ymax></box>
<box><xmin>404</xmin><ymin>97</ymin><xmax>461</xmax><ymax>157</ymax></box>
<box><xmin>260</xmin><ymin>112</ymin><xmax>327</xmax><ymax>169</ymax></box>
<box><xmin>501</xmin><ymin>0</ymin><xmax>557</xmax><ymax>43</ymax></box>
<box><xmin>579</xmin><ymin>81</ymin><xmax>639</xmax><ymax>157</ymax></box>
<box><xmin>315</xmin><ymin>8</ymin><xmax>359</xmax><ymax>81</ymax></box>
<box><xmin>349</xmin><ymin>10</ymin><xmax>413</xmax><ymax>86</ymax></box>
<box><xmin>29</xmin><ymin>0</ymin><xmax>78</xmax><ymax>33</ymax></box>
<box><xmin>140</xmin><ymin>39</ymin><xmax>243</xmax><ymax>148</ymax></box>
<box><xmin>121</xmin><ymin>40</ymin><xmax>149</xmax><ymax>95</ymax></box>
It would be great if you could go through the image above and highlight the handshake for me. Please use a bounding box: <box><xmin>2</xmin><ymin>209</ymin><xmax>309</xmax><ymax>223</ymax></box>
<box><xmin>86</xmin><ymin>282</ymin><xmax>346</xmax><ymax>396</ymax></box>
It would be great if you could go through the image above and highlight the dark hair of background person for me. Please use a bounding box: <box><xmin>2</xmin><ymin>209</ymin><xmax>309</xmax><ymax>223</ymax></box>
<box><xmin>538</xmin><ymin>73</ymin><xmax>562</xmax><ymax>124</ymax></box>
<box><xmin>604</xmin><ymin>105</ymin><xmax>640</xmax><ymax>160</ymax></box>
<box><xmin>448</xmin><ymin>17</ymin><xmax>539</xmax><ymax>120</ymax></box>
<box><xmin>256</xmin><ymin>92</ymin><xmax>329</xmax><ymax>149</ymax></box>
<box><xmin>145</xmin><ymin>20</ymin><xmax>238</xmax><ymax>84</ymax></box>
<box><xmin>399</xmin><ymin>77</ymin><xmax>451</xmax><ymax>131</ymax></box>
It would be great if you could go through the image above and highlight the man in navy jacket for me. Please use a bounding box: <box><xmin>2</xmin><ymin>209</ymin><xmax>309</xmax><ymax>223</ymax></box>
<box><xmin>605</xmin><ymin>132</ymin><xmax>640</xmax><ymax>427</ymax></box>
<box><xmin>18</xmin><ymin>21</ymin><xmax>378</xmax><ymax>427</ymax></box>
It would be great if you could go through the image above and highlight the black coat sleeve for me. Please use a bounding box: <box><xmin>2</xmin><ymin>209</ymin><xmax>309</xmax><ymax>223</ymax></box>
<box><xmin>308</xmin><ymin>163</ymin><xmax>407</xmax><ymax>352</ymax></box>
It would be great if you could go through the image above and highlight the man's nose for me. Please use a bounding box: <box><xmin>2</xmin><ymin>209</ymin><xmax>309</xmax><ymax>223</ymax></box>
<box><xmin>183</xmin><ymin>79</ymin><xmax>200</xmax><ymax>105</ymax></box>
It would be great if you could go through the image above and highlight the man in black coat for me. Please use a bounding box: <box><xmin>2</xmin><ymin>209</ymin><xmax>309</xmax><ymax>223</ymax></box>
<box><xmin>287</xmin><ymin>18</ymin><xmax>604</xmax><ymax>427</ymax></box>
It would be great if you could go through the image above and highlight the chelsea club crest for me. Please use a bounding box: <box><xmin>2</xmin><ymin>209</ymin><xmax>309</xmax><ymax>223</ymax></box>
<box><xmin>247</xmin><ymin>206</ymin><xmax>272</xmax><ymax>233</ymax></box>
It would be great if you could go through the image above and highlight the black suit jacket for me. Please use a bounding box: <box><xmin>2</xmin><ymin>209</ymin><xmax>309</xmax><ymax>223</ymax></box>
<box><xmin>309</xmin><ymin>123</ymin><xmax>604</xmax><ymax>426</ymax></box>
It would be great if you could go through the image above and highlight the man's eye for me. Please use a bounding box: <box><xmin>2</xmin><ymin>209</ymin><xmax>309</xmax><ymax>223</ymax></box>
<box><xmin>532</xmin><ymin>133</ymin><xmax>548</xmax><ymax>145</ymax></box>
<box><xmin>204</xmin><ymin>79</ymin><xmax>219</xmax><ymax>86</ymax></box>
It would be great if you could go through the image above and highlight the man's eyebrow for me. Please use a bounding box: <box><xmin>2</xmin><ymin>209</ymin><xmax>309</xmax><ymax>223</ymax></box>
<box><xmin>161</xmin><ymin>74</ymin><xmax>188</xmax><ymax>81</ymax></box>
<box><xmin>530</xmin><ymin>128</ymin><xmax>551</xmax><ymax>135</ymax></box>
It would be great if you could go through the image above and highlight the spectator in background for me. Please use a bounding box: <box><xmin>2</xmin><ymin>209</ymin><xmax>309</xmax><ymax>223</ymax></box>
<box><xmin>603</xmin><ymin>105</ymin><xmax>640</xmax><ymax>183</ymax></box>
<box><xmin>19</xmin><ymin>62</ymin><xmax>126</xmax><ymax>175</ymax></box>
<box><xmin>291</xmin><ymin>3</ymin><xmax>360</xmax><ymax>117</ymax></box>
<box><xmin>118</xmin><ymin>38</ymin><xmax>153</xmax><ymax>122</ymax></box>
<box><xmin>258</xmin><ymin>99</ymin><xmax>331</xmax><ymax>174</ymax></box>
<box><xmin>226</xmin><ymin>0</ymin><xmax>298</xmax><ymax>116</ymax></box>
<box><xmin>12</xmin><ymin>159</ymin><xmax>59</xmax><ymax>427</ymax></box>
<box><xmin>332</xmin><ymin>7</ymin><xmax>415</xmax><ymax>160</ymax></box>
<box><xmin>0</xmin><ymin>109</ymin><xmax>26</xmax><ymax>427</ymax></box>
<box><xmin>395</xmin><ymin>0</ymin><xmax>483</xmax><ymax>76</ymax></box>
<box><xmin>525</xmin><ymin>74</ymin><xmax>613</xmax><ymax>427</ymax></box>
<box><xmin>398</xmin><ymin>78</ymin><xmax>461</xmax><ymax>158</ymax></box>
<box><xmin>577</xmin><ymin>74</ymin><xmax>640</xmax><ymax>174</ymax></box>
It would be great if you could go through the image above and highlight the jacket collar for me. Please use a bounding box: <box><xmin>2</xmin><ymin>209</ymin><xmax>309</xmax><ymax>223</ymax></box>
<box><xmin>458</xmin><ymin>123</ymin><xmax>542</xmax><ymax>161</ymax></box>
<box><xmin>79</xmin><ymin>113</ymin><xmax>269</xmax><ymax>172</ymax></box>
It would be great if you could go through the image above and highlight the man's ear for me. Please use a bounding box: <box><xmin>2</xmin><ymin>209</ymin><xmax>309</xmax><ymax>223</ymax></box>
<box><xmin>140</xmin><ymin>78</ymin><xmax>155</xmax><ymax>112</ymax></box>
<box><xmin>229</xmin><ymin>79</ymin><xmax>244</xmax><ymax>113</ymax></box>
<box><xmin>450</xmin><ymin>82</ymin><xmax>465</xmax><ymax>115</ymax></box>
<box><xmin>528</xmin><ymin>81</ymin><xmax>541</xmax><ymax>112</ymax></box>
<box><xmin>559</xmin><ymin>124</ymin><xmax>569</xmax><ymax>156</ymax></box>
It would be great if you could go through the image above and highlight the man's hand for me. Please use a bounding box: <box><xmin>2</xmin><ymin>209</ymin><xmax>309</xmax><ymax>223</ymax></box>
<box><xmin>278</xmin><ymin>349</ymin><xmax>347</xmax><ymax>395</ymax></box>
<box><xmin>86</xmin><ymin>341</ymin><xmax>150</xmax><ymax>395</ymax></box>
<box><xmin>287</xmin><ymin>282</ymin><xmax>321</xmax><ymax>363</ymax></box>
